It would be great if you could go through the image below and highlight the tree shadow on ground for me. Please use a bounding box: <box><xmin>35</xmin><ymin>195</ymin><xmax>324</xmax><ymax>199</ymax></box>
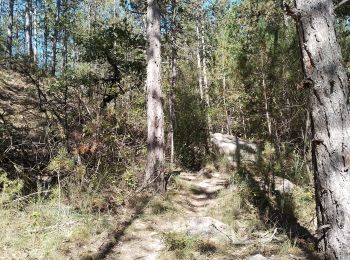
<box><xmin>236</xmin><ymin>168</ymin><xmax>322</xmax><ymax>260</ymax></box>
<box><xmin>80</xmin><ymin>194</ymin><xmax>152</xmax><ymax>260</ymax></box>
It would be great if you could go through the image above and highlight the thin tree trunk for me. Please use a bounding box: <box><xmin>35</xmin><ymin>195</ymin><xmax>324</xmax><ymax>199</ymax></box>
<box><xmin>144</xmin><ymin>0</ymin><xmax>165</xmax><ymax>192</ymax></box>
<box><xmin>0</xmin><ymin>0</ymin><xmax>3</xmax><ymax>26</ymax></box>
<box><xmin>52</xmin><ymin>0</ymin><xmax>61</xmax><ymax>75</ymax></box>
<box><xmin>169</xmin><ymin>0</ymin><xmax>177</xmax><ymax>168</ymax></box>
<box><xmin>239</xmin><ymin>100</ymin><xmax>247</xmax><ymax>139</ymax></box>
<box><xmin>262</xmin><ymin>74</ymin><xmax>272</xmax><ymax>136</ymax></box>
<box><xmin>62</xmin><ymin>29</ymin><xmax>68</xmax><ymax>70</ymax></box>
<box><xmin>222</xmin><ymin>52</ymin><xmax>231</xmax><ymax>135</ymax></box>
<box><xmin>33</xmin><ymin>0</ymin><xmax>37</xmax><ymax>62</ymax></box>
<box><xmin>195</xmin><ymin>23</ymin><xmax>204</xmax><ymax>100</ymax></box>
<box><xmin>200</xmin><ymin>19</ymin><xmax>209</xmax><ymax>108</ymax></box>
<box><xmin>223</xmin><ymin>73</ymin><xmax>231</xmax><ymax>135</ymax></box>
<box><xmin>198</xmin><ymin>9</ymin><xmax>211</xmax><ymax>130</ymax></box>
<box><xmin>25</xmin><ymin>0</ymin><xmax>33</xmax><ymax>58</ymax></box>
<box><xmin>43</xmin><ymin>0</ymin><xmax>48</xmax><ymax>69</ymax></box>
<box><xmin>7</xmin><ymin>0</ymin><xmax>14</xmax><ymax>58</ymax></box>
<box><xmin>292</xmin><ymin>0</ymin><xmax>350</xmax><ymax>258</ymax></box>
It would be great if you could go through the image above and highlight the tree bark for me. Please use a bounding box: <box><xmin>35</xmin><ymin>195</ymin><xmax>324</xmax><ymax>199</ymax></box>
<box><xmin>200</xmin><ymin>18</ymin><xmax>209</xmax><ymax>108</ymax></box>
<box><xmin>169</xmin><ymin>0</ymin><xmax>177</xmax><ymax>168</ymax></box>
<box><xmin>144</xmin><ymin>0</ymin><xmax>165</xmax><ymax>192</ymax></box>
<box><xmin>33</xmin><ymin>0</ymin><xmax>38</xmax><ymax>62</ymax></box>
<box><xmin>52</xmin><ymin>0</ymin><xmax>61</xmax><ymax>75</ymax></box>
<box><xmin>294</xmin><ymin>0</ymin><xmax>350</xmax><ymax>258</ymax></box>
<box><xmin>62</xmin><ymin>28</ymin><xmax>68</xmax><ymax>70</ymax></box>
<box><xmin>43</xmin><ymin>0</ymin><xmax>48</xmax><ymax>69</ymax></box>
<box><xmin>7</xmin><ymin>0</ymin><xmax>14</xmax><ymax>58</ymax></box>
<box><xmin>196</xmin><ymin>23</ymin><xmax>204</xmax><ymax>100</ymax></box>
<box><xmin>25</xmin><ymin>0</ymin><xmax>33</xmax><ymax>58</ymax></box>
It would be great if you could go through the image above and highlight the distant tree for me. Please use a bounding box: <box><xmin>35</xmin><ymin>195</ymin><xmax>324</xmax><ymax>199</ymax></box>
<box><xmin>169</xmin><ymin>0</ymin><xmax>177</xmax><ymax>169</ymax></box>
<box><xmin>52</xmin><ymin>0</ymin><xmax>61</xmax><ymax>75</ymax></box>
<box><xmin>25</xmin><ymin>0</ymin><xmax>33</xmax><ymax>58</ymax></box>
<box><xmin>7</xmin><ymin>0</ymin><xmax>14</xmax><ymax>58</ymax></box>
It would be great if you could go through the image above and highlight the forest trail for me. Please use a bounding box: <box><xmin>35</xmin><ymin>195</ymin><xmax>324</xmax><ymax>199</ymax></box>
<box><xmin>105</xmin><ymin>170</ymin><xmax>231</xmax><ymax>260</ymax></box>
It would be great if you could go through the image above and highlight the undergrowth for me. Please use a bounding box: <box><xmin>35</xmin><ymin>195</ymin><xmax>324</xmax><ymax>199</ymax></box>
<box><xmin>0</xmin><ymin>189</ymin><xmax>117</xmax><ymax>259</ymax></box>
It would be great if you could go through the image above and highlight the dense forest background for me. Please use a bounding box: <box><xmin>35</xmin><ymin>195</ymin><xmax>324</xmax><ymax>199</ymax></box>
<box><xmin>1</xmin><ymin>0</ymin><xmax>350</xmax><ymax>259</ymax></box>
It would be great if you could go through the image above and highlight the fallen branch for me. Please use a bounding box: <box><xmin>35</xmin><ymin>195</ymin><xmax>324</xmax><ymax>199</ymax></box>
<box><xmin>211</xmin><ymin>224</ymin><xmax>279</xmax><ymax>245</ymax></box>
<box><xmin>2</xmin><ymin>190</ymin><xmax>52</xmax><ymax>205</ymax></box>
<box><xmin>27</xmin><ymin>220</ymin><xmax>78</xmax><ymax>234</ymax></box>
<box><xmin>335</xmin><ymin>0</ymin><xmax>350</xmax><ymax>9</ymax></box>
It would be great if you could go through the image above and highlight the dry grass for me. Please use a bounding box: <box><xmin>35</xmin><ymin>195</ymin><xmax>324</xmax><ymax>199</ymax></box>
<box><xmin>0</xmin><ymin>189</ymin><xmax>118</xmax><ymax>259</ymax></box>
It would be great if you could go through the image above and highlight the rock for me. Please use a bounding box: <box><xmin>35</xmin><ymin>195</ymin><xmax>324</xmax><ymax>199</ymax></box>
<box><xmin>210</xmin><ymin>133</ymin><xmax>259</xmax><ymax>163</ymax></box>
<box><xmin>180</xmin><ymin>216</ymin><xmax>236</xmax><ymax>243</ymax></box>
<box><xmin>274</xmin><ymin>176</ymin><xmax>296</xmax><ymax>194</ymax></box>
<box><xmin>248</xmin><ymin>254</ymin><xmax>268</xmax><ymax>260</ymax></box>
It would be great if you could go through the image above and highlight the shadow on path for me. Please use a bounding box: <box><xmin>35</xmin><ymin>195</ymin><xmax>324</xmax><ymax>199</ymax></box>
<box><xmin>237</xmin><ymin>168</ymin><xmax>322</xmax><ymax>260</ymax></box>
<box><xmin>81</xmin><ymin>195</ymin><xmax>152</xmax><ymax>260</ymax></box>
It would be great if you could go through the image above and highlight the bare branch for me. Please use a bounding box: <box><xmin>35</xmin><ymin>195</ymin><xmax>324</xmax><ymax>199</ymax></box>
<box><xmin>335</xmin><ymin>0</ymin><xmax>350</xmax><ymax>9</ymax></box>
<box><xmin>283</xmin><ymin>2</ymin><xmax>302</xmax><ymax>20</ymax></box>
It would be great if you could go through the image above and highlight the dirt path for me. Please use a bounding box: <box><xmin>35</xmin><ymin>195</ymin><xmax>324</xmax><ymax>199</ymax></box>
<box><xmin>105</xmin><ymin>170</ymin><xmax>230</xmax><ymax>260</ymax></box>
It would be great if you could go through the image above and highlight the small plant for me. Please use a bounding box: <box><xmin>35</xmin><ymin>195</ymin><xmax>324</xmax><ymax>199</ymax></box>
<box><xmin>149</xmin><ymin>195</ymin><xmax>176</xmax><ymax>215</ymax></box>
<box><xmin>0</xmin><ymin>169</ymin><xmax>23</xmax><ymax>203</ymax></box>
<box><xmin>48</xmin><ymin>148</ymin><xmax>74</xmax><ymax>173</ymax></box>
<box><xmin>122</xmin><ymin>170</ymin><xmax>138</xmax><ymax>190</ymax></box>
<box><xmin>161</xmin><ymin>232</ymin><xmax>196</xmax><ymax>259</ymax></box>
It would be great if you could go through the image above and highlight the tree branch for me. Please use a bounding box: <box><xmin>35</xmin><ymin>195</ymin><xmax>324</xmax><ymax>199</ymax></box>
<box><xmin>283</xmin><ymin>2</ymin><xmax>302</xmax><ymax>20</ymax></box>
<box><xmin>335</xmin><ymin>0</ymin><xmax>350</xmax><ymax>9</ymax></box>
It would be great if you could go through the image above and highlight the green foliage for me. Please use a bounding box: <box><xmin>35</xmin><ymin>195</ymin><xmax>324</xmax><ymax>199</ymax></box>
<box><xmin>162</xmin><ymin>232</ymin><xmax>197</xmax><ymax>259</ymax></box>
<box><xmin>48</xmin><ymin>148</ymin><xmax>74</xmax><ymax>173</ymax></box>
<box><xmin>174</xmin><ymin>85</ymin><xmax>209</xmax><ymax>170</ymax></box>
<box><xmin>122</xmin><ymin>169</ymin><xmax>138</xmax><ymax>190</ymax></box>
<box><xmin>161</xmin><ymin>231</ymin><xmax>218</xmax><ymax>259</ymax></box>
<box><xmin>0</xmin><ymin>170</ymin><xmax>23</xmax><ymax>203</ymax></box>
<box><xmin>149</xmin><ymin>194</ymin><xmax>177</xmax><ymax>215</ymax></box>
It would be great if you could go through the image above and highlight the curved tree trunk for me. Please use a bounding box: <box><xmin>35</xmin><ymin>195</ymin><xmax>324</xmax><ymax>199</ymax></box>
<box><xmin>293</xmin><ymin>0</ymin><xmax>350</xmax><ymax>258</ymax></box>
<box><xmin>144</xmin><ymin>0</ymin><xmax>165</xmax><ymax>192</ymax></box>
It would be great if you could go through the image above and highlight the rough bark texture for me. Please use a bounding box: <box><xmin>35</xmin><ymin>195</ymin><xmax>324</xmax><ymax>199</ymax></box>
<box><xmin>144</xmin><ymin>0</ymin><xmax>165</xmax><ymax>192</ymax></box>
<box><xmin>43</xmin><ymin>0</ymin><xmax>48</xmax><ymax>68</ymax></box>
<box><xmin>25</xmin><ymin>0</ymin><xmax>33</xmax><ymax>57</ymax></box>
<box><xmin>196</xmin><ymin>23</ymin><xmax>204</xmax><ymax>100</ymax></box>
<box><xmin>169</xmin><ymin>0</ymin><xmax>177</xmax><ymax>168</ymax></box>
<box><xmin>294</xmin><ymin>0</ymin><xmax>350</xmax><ymax>258</ymax></box>
<box><xmin>7</xmin><ymin>0</ymin><xmax>14</xmax><ymax>58</ymax></box>
<box><xmin>52</xmin><ymin>0</ymin><xmax>61</xmax><ymax>75</ymax></box>
<box><xmin>33</xmin><ymin>0</ymin><xmax>38</xmax><ymax>62</ymax></box>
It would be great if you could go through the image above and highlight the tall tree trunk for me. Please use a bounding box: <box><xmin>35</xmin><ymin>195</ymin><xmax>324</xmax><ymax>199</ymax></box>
<box><xmin>144</xmin><ymin>0</ymin><xmax>165</xmax><ymax>192</ymax></box>
<box><xmin>43</xmin><ymin>0</ymin><xmax>48</xmax><ymax>69</ymax></box>
<box><xmin>25</xmin><ymin>0</ymin><xmax>33</xmax><ymax>58</ymax></box>
<box><xmin>291</xmin><ymin>0</ymin><xmax>350</xmax><ymax>258</ymax></box>
<box><xmin>196</xmin><ymin>23</ymin><xmax>204</xmax><ymax>100</ymax></box>
<box><xmin>223</xmin><ymin>71</ymin><xmax>231</xmax><ymax>135</ymax></box>
<box><xmin>169</xmin><ymin>0</ymin><xmax>177</xmax><ymax>168</ymax></box>
<box><xmin>62</xmin><ymin>28</ymin><xmax>68</xmax><ymax>70</ymax></box>
<box><xmin>222</xmin><ymin>52</ymin><xmax>231</xmax><ymax>135</ymax></box>
<box><xmin>52</xmin><ymin>0</ymin><xmax>61</xmax><ymax>75</ymax></box>
<box><xmin>200</xmin><ymin>18</ymin><xmax>209</xmax><ymax>108</ymax></box>
<box><xmin>0</xmin><ymin>0</ymin><xmax>3</xmax><ymax>26</ymax></box>
<box><xmin>33</xmin><ymin>0</ymin><xmax>37</xmax><ymax>62</ymax></box>
<box><xmin>262</xmin><ymin>74</ymin><xmax>272</xmax><ymax>136</ymax></box>
<box><xmin>7</xmin><ymin>0</ymin><xmax>14</xmax><ymax>58</ymax></box>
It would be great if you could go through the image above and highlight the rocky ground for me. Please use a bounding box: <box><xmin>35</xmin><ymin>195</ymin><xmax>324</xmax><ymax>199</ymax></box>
<box><xmin>86</xmin><ymin>169</ymin><xmax>319</xmax><ymax>260</ymax></box>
